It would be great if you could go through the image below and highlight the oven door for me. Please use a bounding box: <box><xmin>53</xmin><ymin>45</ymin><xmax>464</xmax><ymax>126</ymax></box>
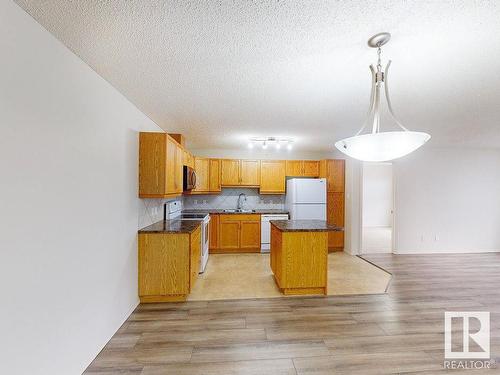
<box><xmin>199</xmin><ymin>217</ymin><xmax>210</xmax><ymax>273</ymax></box>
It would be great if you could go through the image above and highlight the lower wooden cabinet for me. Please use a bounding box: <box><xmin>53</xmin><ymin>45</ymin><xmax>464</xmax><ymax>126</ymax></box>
<box><xmin>138</xmin><ymin>226</ymin><xmax>201</xmax><ymax>302</ymax></box>
<box><xmin>327</xmin><ymin>192</ymin><xmax>345</xmax><ymax>251</ymax></box>
<box><xmin>214</xmin><ymin>214</ymin><xmax>261</xmax><ymax>253</ymax></box>
<box><xmin>219</xmin><ymin>219</ymin><xmax>240</xmax><ymax>250</ymax></box>
<box><xmin>209</xmin><ymin>214</ymin><xmax>219</xmax><ymax>250</ymax></box>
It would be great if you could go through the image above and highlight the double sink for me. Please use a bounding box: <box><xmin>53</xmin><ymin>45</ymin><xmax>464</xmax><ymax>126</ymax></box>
<box><xmin>222</xmin><ymin>209</ymin><xmax>256</xmax><ymax>213</ymax></box>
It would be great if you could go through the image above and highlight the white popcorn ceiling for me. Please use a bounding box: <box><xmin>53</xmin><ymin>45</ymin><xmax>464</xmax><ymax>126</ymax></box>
<box><xmin>15</xmin><ymin>0</ymin><xmax>500</xmax><ymax>151</ymax></box>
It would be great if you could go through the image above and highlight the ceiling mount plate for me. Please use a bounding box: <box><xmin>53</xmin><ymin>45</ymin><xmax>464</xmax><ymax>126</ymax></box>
<box><xmin>367</xmin><ymin>32</ymin><xmax>391</xmax><ymax>48</ymax></box>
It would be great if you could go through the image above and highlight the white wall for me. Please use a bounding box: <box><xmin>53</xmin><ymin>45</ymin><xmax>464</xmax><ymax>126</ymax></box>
<box><xmin>393</xmin><ymin>148</ymin><xmax>500</xmax><ymax>253</ymax></box>
<box><xmin>0</xmin><ymin>2</ymin><xmax>164</xmax><ymax>374</ymax></box>
<box><xmin>362</xmin><ymin>163</ymin><xmax>393</xmax><ymax>227</ymax></box>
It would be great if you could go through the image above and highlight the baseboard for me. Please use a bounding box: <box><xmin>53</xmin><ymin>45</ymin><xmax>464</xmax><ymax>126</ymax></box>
<box><xmin>210</xmin><ymin>248</ymin><xmax>261</xmax><ymax>254</ymax></box>
<box><xmin>393</xmin><ymin>248</ymin><xmax>500</xmax><ymax>254</ymax></box>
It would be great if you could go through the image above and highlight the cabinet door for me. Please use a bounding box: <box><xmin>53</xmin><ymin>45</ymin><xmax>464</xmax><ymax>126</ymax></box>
<box><xmin>139</xmin><ymin>132</ymin><xmax>166</xmax><ymax>196</ymax></box>
<box><xmin>327</xmin><ymin>192</ymin><xmax>344</xmax><ymax>250</ymax></box>
<box><xmin>327</xmin><ymin>192</ymin><xmax>344</xmax><ymax>226</ymax></box>
<box><xmin>209</xmin><ymin>159</ymin><xmax>221</xmax><ymax>192</ymax></box>
<box><xmin>193</xmin><ymin>158</ymin><xmax>209</xmax><ymax>192</ymax></box>
<box><xmin>209</xmin><ymin>214</ymin><xmax>219</xmax><ymax>250</ymax></box>
<box><xmin>285</xmin><ymin>160</ymin><xmax>303</xmax><ymax>176</ymax></box>
<box><xmin>190</xmin><ymin>228</ymin><xmax>201</xmax><ymax>289</ymax></box>
<box><xmin>219</xmin><ymin>215</ymin><xmax>240</xmax><ymax>249</ymax></box>
<box><xmin>328</xmin><ymin>160</ymin><xmax>345</xmax><ymax>192</ymax></box>
<box><xmin>260</xmin><ymin>160</ymin><xmax>286</xmax><ymax>194</ymax></box>
<box><xmin>221</xmin><ymin>159</ymin><xmax>240</xmax><ymax>186</ymax></box>
<box><xmin>303</xmin><ymin>161</ymin><xmax>320</xmax><ymax>177</ymax></box>
<box><xmin>240</xmin><ymin>221</ymin><xmax>261</xmax><ymax>249</ymax></box>
<box><xmin>175</xmin><ymin>145</ymin><xmax>183</xmax><ymax>194</ymax></box>
<box><xmin>165</xmin><ymin>137</ymin><xmax>177</xmax><ymax>194</ymax></box>
<box><xmin>240</xmin><ymin>160</ymin><xmax>260</xmax><ymax>186</ymax></box>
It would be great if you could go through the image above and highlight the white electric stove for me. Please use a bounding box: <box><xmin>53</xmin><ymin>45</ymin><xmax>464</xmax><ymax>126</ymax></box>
<box><xmin>166</xmin><ymin>201</ymin><xmax>210</xmax><ymax>273</ymax></box>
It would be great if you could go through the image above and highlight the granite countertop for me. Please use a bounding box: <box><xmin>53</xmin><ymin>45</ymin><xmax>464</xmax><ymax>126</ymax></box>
<box><xmin>138</xmin><ymin>220</ymin><xmax>202</xmax><ymax>234</ymax></box>
<box><xmin>270</xmin><ymin>220</ymin><xmax>343</xmax><ymax>232</ymax></box>
<box><xmin>182</xmin><ymin>209</ymin><xmax>289</xmax><ymax>215</ymax></box>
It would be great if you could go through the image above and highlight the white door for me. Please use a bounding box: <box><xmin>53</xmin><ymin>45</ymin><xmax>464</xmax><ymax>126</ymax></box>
<box><xmin>294</xmin><ymin>179</ymin><xmax>327</xmax><ymax>204</ymax></box>
<box><xmin>290</xmin><ymin>204</ymin><xmax>326</xmax><ymax>220</ymax></box>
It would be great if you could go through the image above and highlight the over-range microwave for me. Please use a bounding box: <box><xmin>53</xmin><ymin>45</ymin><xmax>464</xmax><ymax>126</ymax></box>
<box><xmin>183</xmin><ymin>166</ymin><xmax>197</xmax><ymax>191</ymax></box>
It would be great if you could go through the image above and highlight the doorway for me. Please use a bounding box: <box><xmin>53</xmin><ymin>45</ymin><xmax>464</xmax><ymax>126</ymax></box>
<box><xmin>361</xmin><ymin>162</ymin><xmax>394</xmax><ymax>254</ymax></box>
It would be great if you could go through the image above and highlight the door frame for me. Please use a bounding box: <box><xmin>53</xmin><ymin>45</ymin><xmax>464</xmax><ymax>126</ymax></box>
<box><xmin>358</xmin><ymin>162</ymin><xmax>396</xmax><ymax>255</ymax></box>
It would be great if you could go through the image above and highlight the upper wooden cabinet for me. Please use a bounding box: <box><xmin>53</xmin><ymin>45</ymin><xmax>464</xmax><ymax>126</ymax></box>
<box><xmin>188</xmin><ymin>158</ymin><xmax>221</xmax><ymax>194</ymax></box>
<box><xmin>285</xmin><ymin>160</ymin><xmax>320</xmax><ymax>177</ymax></box>
<box><xmin>240</xmin><ymin>160</ymin><xmax>260</xmax><ymax>185</ymax></box>
<box><xmin>320</xmin><ymin>159</ymin><xmax>345</xmax><ymax>192</ymax></box>
<box><xmin>192</xmin><ymin>158</ymin><xmax>210</xmax><ymax>192</ymax></box>
<box><xmin>221</xmin><ymin>159</ymin><xmax>240</xmax><ymax>185</ymax></box>
<box><xmin>221</xmin><ymin>159</ymin><xmax>260</xmax><ymax>186</ymax></box>
<box><xmin>139</xmin><ymin>132</ymin><xmax>183</xmax><ymax>198</ymax></box>
<box><xmin>303</xmin><ymin>160</ymin><xmax>320</xmax><ymax>177</ymax></box>
<box><xmin>183</xmin><ymin>150</ymin><xmax>195</xmax><ymax>169</ymax></box>
<box><xmin>260</xmin><ymin>160</ymin><xmax>286</xmax><ymax>194</ymax></box>
<box><xmin>209</xmin><ymin>159</ymin><xmax>221</xmax><ymax>192</ymax></box>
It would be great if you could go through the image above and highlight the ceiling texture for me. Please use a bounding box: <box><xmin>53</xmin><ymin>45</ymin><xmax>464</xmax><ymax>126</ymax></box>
<box><xmin>15</xmin><ymin>0</ymin><xmax>500</xmax><ymax>152</ymax></box>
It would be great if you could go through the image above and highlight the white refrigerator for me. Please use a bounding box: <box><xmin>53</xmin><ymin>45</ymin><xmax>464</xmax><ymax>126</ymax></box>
<box><xmin>285</xmin><ymin>178</ymin><xmax>327</xmax><ymax>220</ymax></box>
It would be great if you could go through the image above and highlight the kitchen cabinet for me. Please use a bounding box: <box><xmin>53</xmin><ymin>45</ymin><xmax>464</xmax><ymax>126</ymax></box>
<box><xmin>260</xmin><ymin>160</ymin><xmax>286</xmax><ymax>194</ymax></box>
<box><xmin>209</xmin><ymin>159</ymin><xmax>221</xmax><ymax>192</ymax></box>
<box><xmin>221</xmin><ymin>159</ymin><xmax>240</xmax><ymax>186</ymax></box>
<box><xmin>216</xmin><ymin>214</ymin><xmax>261</xmax><ymax>253</ymax></box>
<box><xmin>138</xmin><ymin>226</ymin><xmax>201</xmax><ymax>302</ymax></box>
<box><xmin>320</xmin><ymin>159</ymin><xmax>345</xmax><ymax>192</ymax></box>
<box><xmin>285</xmin><ymin>160</ymin><xmax>320</xmax><ymax>177</ymax></box>
<box><xmin>219</xmin><ymin>218</ymin><xmax>240</xmax><ymax>250</ymax></box>
<box><xmin>188</xmin><ymin>158</ymin><xmax>221</xmax><ymax>194</ymax></box>
<box><xmin>209</xmin><ymin>214</ymin><xmax>219</xmax><ymax>250</ymax></box>
<box><xmin>139</xmin><ymin>132</ymin><xmax>183</xmax><ymax>198</ymax></box>
<box><xmin>221</xmin><ymin>159</ymin><xmax>260</xmax><ymax>186</ymax></box>
<box><xmin>183</xmin><ymin>149</ymin><xmax>195</xmax><ymax>169</ymax></box>
<box><xmin>192</xmin><ymin>158</ymin><xmax>210</xmax><ymax>192</ymax></box>
<box><xmin>270</xmin><ymin>223</ymin><xmax>328</xmax><ymax>295</ymax></box>
<box><xmin>303</xmin><ymin>160</ymin><xmax>320</xmax><ymax>177</ymax></box>
<box><xmin>320</xmin><ymin>159</ymin><xmax>345</xmax><ymax>251</ymax></box>
<box><xmin>240</xmin><ymin>220</ymin><xmax>261</xmax><ymax>249</ymax></box>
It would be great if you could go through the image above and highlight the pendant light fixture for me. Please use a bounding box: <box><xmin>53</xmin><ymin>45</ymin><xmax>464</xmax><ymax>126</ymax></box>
<box><xmin>335</xmin><ymin>33</ymin><xmax>430</xmax><ymax>162</ymax></box>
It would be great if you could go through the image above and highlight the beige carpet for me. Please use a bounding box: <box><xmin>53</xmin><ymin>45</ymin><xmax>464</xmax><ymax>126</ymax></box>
<box><xmin>188</xmin><ymin>252</ymin><xmax>391</xmax><ymax>301</ymax></box>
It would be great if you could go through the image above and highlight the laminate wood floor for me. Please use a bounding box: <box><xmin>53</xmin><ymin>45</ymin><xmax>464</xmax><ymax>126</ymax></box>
<box><xmin>84</xmin><ymin>253</ymin><xmax>500</xmax><ymax>374</ymax></box>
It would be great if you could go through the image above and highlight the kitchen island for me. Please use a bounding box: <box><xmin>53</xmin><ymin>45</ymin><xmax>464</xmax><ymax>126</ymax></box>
<box><xmin>270</xmin><ymin>220</ymin><xmax>342</xmax><ymax>296</ymax></box>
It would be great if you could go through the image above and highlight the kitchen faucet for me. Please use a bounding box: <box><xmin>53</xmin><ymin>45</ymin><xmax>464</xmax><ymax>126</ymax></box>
<box><xmin>237</xmin><ymin>193</ymin><xmax>247</xmax><ymax>210</ymax></box>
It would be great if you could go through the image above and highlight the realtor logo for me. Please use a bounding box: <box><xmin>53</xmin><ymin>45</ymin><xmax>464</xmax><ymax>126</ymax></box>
<box><xmin>444</xmin><ymin>311</ymin><xmax>490</xmax><ymax>359</ymax></box>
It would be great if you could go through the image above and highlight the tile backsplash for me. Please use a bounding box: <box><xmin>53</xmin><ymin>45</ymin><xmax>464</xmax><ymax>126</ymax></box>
<box><xmin>183</xmin><ymin>188</ymin><xmax>285</xmax><ymax>210</ymax></box>
<box><xmin>138</xmin><ymin>198</ymin><xmax>170</xmax><ymax>229</ymax></box>
<box><xmin>139</xmin><ymin>188</ymin><xmax>285</xmax><ymax>229</ymax></box>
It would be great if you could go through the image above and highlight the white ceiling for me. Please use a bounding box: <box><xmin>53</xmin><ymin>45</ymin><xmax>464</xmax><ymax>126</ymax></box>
<box><xmin>15</xmin><ymin>0</ymin><xmax>500</xmax><ymax>152</ymax></box>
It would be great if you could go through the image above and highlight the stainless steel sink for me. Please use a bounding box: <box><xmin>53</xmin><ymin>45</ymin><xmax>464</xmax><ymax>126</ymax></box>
<box><xmin>222</xmin><ymin>209</ymin><xmax>256</xmax><ymax>213</ymax></box>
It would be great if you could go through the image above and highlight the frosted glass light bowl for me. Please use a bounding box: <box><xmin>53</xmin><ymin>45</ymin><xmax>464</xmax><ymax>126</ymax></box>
<box><xmin>334</xmin><ymin>131</ymin><xmax>431</xmax><ymax>162</ymax></box>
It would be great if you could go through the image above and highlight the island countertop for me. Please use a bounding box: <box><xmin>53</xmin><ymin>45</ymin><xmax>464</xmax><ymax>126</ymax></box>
<box><xmin>138</xmin><ymin>220</ymin><xmax>202</xmax><ymax>234</ymax></box>
<box><xmin>270</xmin><ymin>220</ymin><xmax>343</xmax><ymax>232</ymax></box>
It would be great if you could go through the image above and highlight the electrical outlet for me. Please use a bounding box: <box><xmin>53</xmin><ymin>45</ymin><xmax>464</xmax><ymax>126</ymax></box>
<box><xmin>435</xmin><ymin>235</ymin><xmax>439</xmax><ymax>241</ymax></box>
<box><xmin>420</xmin><ymin>234</ymin><xmax>424</xmax><ymax>242</ymax></box>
